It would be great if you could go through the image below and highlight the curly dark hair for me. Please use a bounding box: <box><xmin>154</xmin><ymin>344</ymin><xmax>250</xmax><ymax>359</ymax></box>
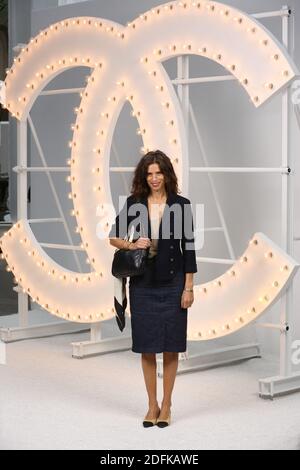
<box><xmin>130</xmin><ymin>150</ymin><xmax>180</xmax><ymax>201</ymax></box>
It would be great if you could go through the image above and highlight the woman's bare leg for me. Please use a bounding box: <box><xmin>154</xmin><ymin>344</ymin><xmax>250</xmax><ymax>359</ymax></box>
<box><xmin>141</xmin><ymin>353</ymin><xmax>160</xmax><ymax>419</ymax></box>
<box><xmin>159</xmin><ymin>352</ymin><xmax>179</xmax><ymax>419</ymax></box>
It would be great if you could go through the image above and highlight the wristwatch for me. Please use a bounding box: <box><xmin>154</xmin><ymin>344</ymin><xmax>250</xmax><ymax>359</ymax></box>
<box><xmin>184</xmin><ymin>287</ymin><xmax>194</xmax><ymax>292</ymax></box>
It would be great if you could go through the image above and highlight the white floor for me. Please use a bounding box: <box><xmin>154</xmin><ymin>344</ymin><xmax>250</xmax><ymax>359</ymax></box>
<box><xmin>1</xmin><ymin>326</ymin><xmax>300</xmax><ymax>450</ymax></box>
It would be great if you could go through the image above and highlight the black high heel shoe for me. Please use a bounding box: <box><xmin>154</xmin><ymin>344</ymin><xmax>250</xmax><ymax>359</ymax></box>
<box><xmin>156</xmin><ymin>410</ymin><xmax>171</xmax><ymax>428</ymax></box>
<box><xmin>142</xmin><ymin>407</ymin><xmax>160</xmax><ymax>427</ymax></box>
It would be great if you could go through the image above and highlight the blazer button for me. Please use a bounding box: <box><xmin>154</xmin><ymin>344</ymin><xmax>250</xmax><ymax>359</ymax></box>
<box><xmin>170</xmin><ymin>270</ymin><xmax>174</xmax><ymax>274</ymax></box>
<box><xmin>170</xmin><ymin>245</ymin><xmax>174</xmax><ymax>249</ymax></box>
<box><xmin>170</xmin><ymin>257</ymin><xmax>174</xmax><ymax>262</ymax></box>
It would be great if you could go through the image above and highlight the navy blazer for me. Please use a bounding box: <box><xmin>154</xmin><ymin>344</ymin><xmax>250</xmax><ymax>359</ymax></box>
<box><xmin>109</xmin><ymin>192</ymin><xmax>198</xmax><ymax>281</ymax></box>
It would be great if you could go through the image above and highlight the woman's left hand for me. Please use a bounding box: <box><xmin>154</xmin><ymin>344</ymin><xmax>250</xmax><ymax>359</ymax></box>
<box><xmin>181</xmin><ymin>290</ymin><xmax>194</xmax><ymax>309</ymax></box>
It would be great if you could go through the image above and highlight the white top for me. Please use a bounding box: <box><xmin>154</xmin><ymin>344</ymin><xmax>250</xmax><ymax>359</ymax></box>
<box><xmin>148</xmin><ymin>202</ymin><xmax>166</xmax><ymax>259</ymax></box>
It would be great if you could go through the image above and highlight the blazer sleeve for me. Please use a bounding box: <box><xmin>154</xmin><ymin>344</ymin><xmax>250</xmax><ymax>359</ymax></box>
<box><xmin>108</xmin><ymin>196</ymin><xmax>130</xmax><ymax>239</ymax></box>
<box><xmin>181</xmin><ymin>198</ymin><xmax>198</xmax><ymax>274</ymax></box>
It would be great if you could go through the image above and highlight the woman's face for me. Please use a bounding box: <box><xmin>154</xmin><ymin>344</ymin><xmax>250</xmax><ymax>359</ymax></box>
<box><xmin>146</xmin><ymin>163</ymin><xmax>165</xmax><ymax>194</ymax></box>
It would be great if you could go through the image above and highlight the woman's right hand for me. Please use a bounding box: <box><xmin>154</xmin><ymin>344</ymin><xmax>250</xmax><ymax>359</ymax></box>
<box><xmin>130</xmin><ymin>237</ymin><xmax>151</xmax><ymax>250</ymax></box>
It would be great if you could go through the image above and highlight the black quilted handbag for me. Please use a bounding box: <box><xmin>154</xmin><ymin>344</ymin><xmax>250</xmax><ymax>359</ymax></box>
<box><xmin>111</xmin><ymin>224</ymin><xmax>149</xmax><ymax>278</ymax></box>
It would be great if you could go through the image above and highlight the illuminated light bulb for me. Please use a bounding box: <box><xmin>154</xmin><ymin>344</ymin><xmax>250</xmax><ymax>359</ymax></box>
<box><xmin>243</xmin><ymin>78</ymin><xmax>249</xmax><ymax>85</ymax></box>
<box><xmin>93</xmin><ymin>186</ymin><xmax>101</xmax><ymax>192</ymax></box>
<box><xmin>273</xmin><ymin>54</ymin><xmax>280</xmax><ymax>61</ymax></box>
<box><xmin>92</xmin><ymin>148</ymin><xmax>101</xmax><ymax>155</ymax></box>
<box><xmin>214</xmin><ymin>53</ymin><xmax>222</xmax><ymax>61</ymax></box>
<box><xmin>221</xmin><ymin>9</ymin><xmax>230</xmax><ymax>16</ymax></box>
<box><xmin>235</xmin><ymin>317</ymin><xmax>244</xmax><ymax>323</ymax></box>
<box><xmin>265</xmin><ymin>251</ymin><xmax>274</xmax><ymax>259</ymax></box>
<box><xmin>116</xmin><ymin>80</ymin><xmax>125</xmax><ymax>87</ymax></box>
<box><xmin>140</xmin><ymin>147</ymin><xmax>147</xmax><ymax>155</ymax></box>
<box><xmin>253</xmin><ymin>96</ymin><xmax>260</xmax><ymax>103</ymax></box>
<box><xmin>250</xmin><ymin>238</ymin><xmax>258</xmax><ymax>246</ymax></box>
<box><xmin>273</xmin><ymin>281</ymin><xmax>279</xmax><ymax>288</ymax></box>
<box><xmin>265</xmin><ymin>83</ymin><xmax>274</xmax><ymax>90</ymax></box>
<box><xmin>280</xmin><ymin>265</ymin><xmax>289</xmax><ymax>272</ymax></box>
<box><xmin>200</xmin><ymin>47</ymin><xmax>207</xmax><ymax>54</ymax></box>
<box><xmin>169</xmin><ymin>44</ymin><xmax>177</xmax><ymax>52</ymax></box>
<box><xmin>260</xmin><ymin>39</ymin><xmax>269</xmax><ymax>46</ymax></box>
<box><xmin>92</xmin><ymin>167</ymin><xmax>101</xmax><ymax>174</ymax></box>
<box><xmin>66</xmin><ymin>176</ymin><xmax>71</xmax><ymax>183</ymax></box>
<box><xmin>229</xmin><ymin>270</ymin><xmax>236</xmax><ymax>276</ymax></box>
<box><xmin>166</xmin><ymin>120</ymin><xmax>174</xmax><ymax>126</ymax></box>
<box><xmin>240</xmin><ymin>256</ymin><xmax>248</xmax><ymax>263</ymax></box>
<box><xmin>221</xmin><ymin>324</ymin><xmax>229</xmax><ymax>332</ymax></box>
<box><xmin>230</xmin><ymin>64</ymin><xmax>236</xmax><ymax>71</ymax></box>
<box><xmin>136</xmin><ymin>128</ymin><xmax>146</xmax><ymax>135</ymax></box>
<box><xmin>68</xmin><ymin>193</ymin><xmax>73</xmax><ymax>199</ymax></box>
<box><xmin>201</xmin><ymin>287</ymin><xmax>207</xmax><ymax>294</ymax></box>
<box><xmin>107</xmin><ymin>96</ymin><xmax>116</xmax><ymax>102</ymax></box>
<box><xmin>233</xmin><ymin>16</ymin><xmax>243</xmax><ymax>24</ymax></box>
<box><xmin>213</xmin><ymin>280</ymin><xmax>222</xmax><ymax>287</ymax></box>
<box><xmin>155</xmin><ymin>85</ymin><xmax>164</xmax><ymax>92</ymax></box>
<box><xmin>283</xmin><ymin>70</ymin><xmax>289</xmax><ymax>77</ymax></box>
<box><xmin>161</xmin><ymin>101</ymin><xmax>170</xmax><ymax>108</ymax></box>
<box><xmin>183</xmin><ymin>44</ymin><xmax>192</xmax><ymax>51</ymax></box>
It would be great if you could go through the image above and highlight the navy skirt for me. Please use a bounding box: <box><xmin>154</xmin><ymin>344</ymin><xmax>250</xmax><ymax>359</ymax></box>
<box><xmin>129</xmin><ymin>257</ymin><xmax>187</xmax><ymax>353</ymax></box>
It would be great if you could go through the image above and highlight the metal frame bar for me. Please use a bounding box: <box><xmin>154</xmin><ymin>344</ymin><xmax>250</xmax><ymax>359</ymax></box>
<box><xmin>110</xmin><ymin>166</ymin><xmax>290</xmax><ymax>173</ymax></box>
<box><xmin>278</xmin><ymin>8</ymin><xmax>294</xmax><ymax>378</ymax></box>
<box><xmin>27</xmin><ymin>115</ymin><xmax>82</xmax><ymax>272</ymax></box>
<box><xmin>13</xmin><ymin>166</ymin><xmax>70</xmax><ymax>172</ymax></box>
<box><xmin>188</xmin><ymin>102</ymin><xmax>236</xmax><ymax>260</ymax></box>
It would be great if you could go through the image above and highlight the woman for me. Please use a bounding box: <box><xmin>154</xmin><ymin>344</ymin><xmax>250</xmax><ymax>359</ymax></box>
<box><xmin>109</xmin><ymin>150</ymin><xmax>197</xmax><ymax>428</ymax></box>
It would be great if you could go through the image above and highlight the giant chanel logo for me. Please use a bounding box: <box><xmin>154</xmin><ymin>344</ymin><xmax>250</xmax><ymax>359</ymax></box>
<box><xmin>0</xmin><ymin>1</ymin><xmax>299</xmax><ymax>340</ymax></box>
